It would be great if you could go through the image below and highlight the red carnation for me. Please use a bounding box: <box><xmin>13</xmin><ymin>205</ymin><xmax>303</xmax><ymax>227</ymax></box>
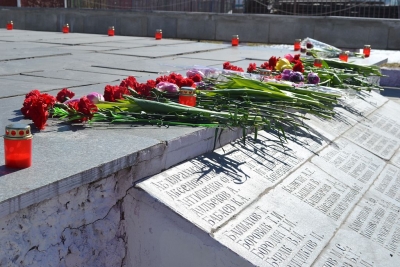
<box><xmin>104</xmin><ymin>85</ymin><xmax>129</xmax><ymax>102</ymax></box>
<box><xmin>56</xmin><ymin>88</ymin><xmax>75</xmax><ymax>103</ymax></box>
<box><xmin>293</xmin><ymin>54</ymin><xmax>301</xmax><ymax>63</ymax></box>
<box><xmin>156</xmin><ymin>75</ymin><xmax>169</xmax><ymax>84</ymax></box>
<box><xmin>77</xmin><ymin>96</ymin><xmax>98</xmax><ymax>121</ymax></box>
<box><xmin>20</xmin><ymin>89</ymin><xmax>56</xmax><ymax>130</ymax></box>
<box><xmin>120</xmin><ymin>76</ymin><xmax>138</xmax><ymax>90</ymax></box>
<box><xmin>269</xmin><ymin>56</ymin><xmax>278</xmax><ymax>70</ymax></box>
<box><xmin>260</xmin><ymin>62</ymin><xmax>270</xmax><ymax>70</ymax></box>
<box><xmin>247</xmin><ymin>63</ymin><xmax>257</xmax><ymax>73</ymax></box>
<box><xmin>191</xmin><ymin>74</ymin><xmax>202</xmax><ymax>82</ymax></box>
<box><xmin>293</xmin><ymin>61</ymin><xmax>305</xmax><ymax>73</ymax></box>
<box><xmin>223</xmin><ymin>62</ymin><xmax>232</xmax><ymax>69</ymax></box>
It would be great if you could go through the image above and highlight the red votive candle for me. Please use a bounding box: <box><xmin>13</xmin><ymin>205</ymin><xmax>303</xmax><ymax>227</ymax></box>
<box><xmin>155</xmin><ymin>29</ymin><xmax>162</xmax><ymax>40</ymax></box>
<box><xmin>108</xmin><ymin>26</ymin><xmax>115</xmax><ymax>36</ymax></box>
<box><xmin>363</xmin><ymin>45</ymin><xmax>371</xmax><ymax>58</ymax></box>
<box><xmin>179</xmin><ymin>87</ymin><xmax>197</xmax><ymax>107</ymax></box>
<box><xmin>62</xmin><ymin>24</ymin><xmax>69</xmax><ymax>34</ymax></box>
<box><xmin>339</xmin><ymin>51</ymin><xmax>349</xmax><ymax>62</ymax></box>
<box><xmin>294</xmin><ymin>39</ymin><xmax>301</xmax><ymax>51</ymax></box>
<box><xmin>6</xmin><ymin>21</ymin><xmax>13</xmax><ymax>30</ymax></box>
<box><xmin>314</xmin><ymin>58</ymin><xmax>322</xmax><ymax>68</ymax></box>
<box><xmin>232</xmin><ymin>35</ymin><xmax>239</xmax><ymax>46</ymax></box>
<box><xmin>4</xmin><ymin>123</ymin><xmax>32</xmax><ymax>169</ymax></box>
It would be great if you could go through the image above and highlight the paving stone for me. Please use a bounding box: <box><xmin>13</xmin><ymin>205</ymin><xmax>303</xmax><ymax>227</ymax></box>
<box><xmin>103</xmin><ymin>43</ymin><xmax>230</xmax><ymax>58</ymax></box>
<box><xmin>21</xmin><ymin>69</ymin><xmax>124</xmax><ymax>83</ymax></box>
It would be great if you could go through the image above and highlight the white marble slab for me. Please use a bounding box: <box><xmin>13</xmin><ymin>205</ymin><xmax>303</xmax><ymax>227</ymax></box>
<box><xmin>136</xmin><ymin>129</ymin><xmax>328</xmax><ymax>233</ymax></box>
<box><xmin>277</xmin><ymin>162</ymin><xmax>365</xmax><ymax>223</ymax></box>
<box><xmin>343</xmin><ymin>124</ymin><xmax>400</xmax><ymax>160</ymax></box>
<box><xmin>313</xmin><ymin>191</ymin><xmax>400</xmax><ymax>266</ymax></box>
<box><xmin>311</xmin><ymin>137</ymin><xmax>386</xmax><ymax>189</ymax></box>
<box><xmin>213</xmin><ymin>187</ymin><xmax>337</xmax><ymax>267</ymax></box>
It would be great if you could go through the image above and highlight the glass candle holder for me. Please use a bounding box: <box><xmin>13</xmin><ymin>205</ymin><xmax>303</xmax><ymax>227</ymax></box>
<box><xmin>363</xmin><ymin>45</ymin><xmax>371</xmax><ymax>58</ymax></box>
<box><xmin>339</xmin><ymin>51</ymin><xmax>349</xmax><ymax>62</ymax></box>
<box><xmin>179</xmin><ymin>87</ymin><xmax>197</xmax><ymax>107</ymax></box>
<box><xmin>294</xmin><ymin>39</ymin><xmax>301</xmax><ymax>51</ymax></box>
<box><xmin>4</xmin><ymin>123</ymin><xmax>32</xmax><ymax>169</ymax></box>
<box><xmin>231</xmin><ymin>35</ymin><xmax>239</xmax><ymax>46</ymax></box>
<box><xmin>155</xmin><ymin>29</ymin><xmax>162</xmax><ymax>40</ymax></box>
<box><xmin>259</xmin><ymin>69</ymin><xmax>271</xmax><ymax>80</ymax></box>
<box><xmin>62</xmin><ymin>24</ymin><xmax>69</xmax><ymax>34</ymax></box>
<box><xmin>108</xmin><ymin>26</ymin><xmax>115</xmax><ymax>36</ymax></box>
<box><xmin>313</xmin><ymin>58</ymin><xmax>322</xmax><ymax>68</ymax></box>
<box><xmin>6</xmin><ymin>21</ymin><xmax>13</xmax><ymax>30</ymax></box>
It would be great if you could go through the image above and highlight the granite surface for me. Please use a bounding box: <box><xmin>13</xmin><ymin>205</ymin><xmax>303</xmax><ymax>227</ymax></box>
<box><xmin>0</xmin><ymin>28</ymin><xmax>394</xmax><ymax>266</ymax></box>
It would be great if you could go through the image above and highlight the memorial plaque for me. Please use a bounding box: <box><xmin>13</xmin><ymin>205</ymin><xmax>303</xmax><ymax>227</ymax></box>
<box><xmin>213</xmin><ymin>188</ymin><xmax>336</xmax><ymax>267</ymax></box>
<box><xmin>136</xmin><ymin>130</ymin><xmax>327</xmax><ymax>232</ymax></box>
<box><xmin>311</xmin><ymin>137</ymin><xmax>385</xmax><ymax>190</ymax></box>
<box><xmin>314</xmin><ymin>191</ymin><xmax>400</xmax><ymax>266</ymax></box>
<box><xmin>343</xmin><ymin>124</ymin><xmax>399</xmax><ymax>160</ymax></box>
<box><xmin>304</xmin><ymin>107</ymin><xmax>358</xmax><ymax>141</ymax></box>
<box><xmin>372</xmin><ymin>164</ymin><xmax>400</xmax><ymax>205</ymax></box>
<box><xmin>362</xmin><ymin>101</ymin><xmax>400</xmax><ymax>141</ymax></box>
<box><xmin>277</xmin><ymin>162</ymin><xmax>365</xmax><ymax>224</ymax></box>
<box><xmin>340</xmin><ymin>91</ymin><xmax>388</xmax><ymax>115</ymax></box>
<box><xmin>390</xmin><ymin>150</ymin><xmax>400</xmax><ymax>169</ymax></box>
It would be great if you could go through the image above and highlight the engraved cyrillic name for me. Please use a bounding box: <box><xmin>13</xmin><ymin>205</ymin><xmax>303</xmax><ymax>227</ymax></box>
<box><xmin>280</xmin><ymin>163</ymin><xmax>362</xmax><ymax>222</ymax></box>
<box><xmin>344</xmin><ymin>125</ymin><xmax>399</xmax><ymax>160</ymax></box>
<box><xmin>220</xmin><ymin>206</ymin><xmax>325</xmax><ymax>266</ymax></box>
<box><xmin>347</xmin><ymin>195</ymin><xmax>400</xmax><ymax>255</ymax></box>
<box><xmin>373</xmin><ymin>165</ymin><xmax>400</xmax><ymax>204</ymax></box>
<box><xmin>312</xmin><ymin>138</ymin><xmax>384</xmax><ymax>188</ymax></box>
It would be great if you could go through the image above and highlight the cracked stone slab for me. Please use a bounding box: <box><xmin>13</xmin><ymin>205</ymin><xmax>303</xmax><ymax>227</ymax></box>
<box><xmin>102</xmin><ymin>43</ymin><xmax>230</xmax><ymax>58</ymax></box>
<box><xmin>136</xmin><ymin>129</ymin><xmax>328</xmax><ymax>233</ymax></box>
<box><xmin>313</xmin><ymin>190</ymin><xmax>400</xmax><ymax>266</ymax></box>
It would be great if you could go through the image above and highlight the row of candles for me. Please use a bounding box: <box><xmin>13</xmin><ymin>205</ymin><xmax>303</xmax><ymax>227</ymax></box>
<box><xmin>294</xmin><ymin>39</ymin><xmax>371</xmax><ymax>62</ymax></box>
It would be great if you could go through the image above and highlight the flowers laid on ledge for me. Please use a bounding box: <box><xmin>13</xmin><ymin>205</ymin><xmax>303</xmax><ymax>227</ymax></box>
<box><xmin>19</xmin><ymin>52</ymin><xmax>383</xmax><ymax>134</ymax></box>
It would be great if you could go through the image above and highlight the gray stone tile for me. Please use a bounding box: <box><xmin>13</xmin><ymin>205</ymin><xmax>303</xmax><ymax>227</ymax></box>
<box><xmin>21</xmin><ymin>70</ymin><xmax>124</xmax><ymax>84</ymax></box>
<box><xmin>103</xmin><ymin>43</ymin><xmax>230</xmax><ymax>58</ymax></box>
<box><xmin>92</xmin><ymin>56</ymin><xmax>226</xmax><ymax>74</ymax></box>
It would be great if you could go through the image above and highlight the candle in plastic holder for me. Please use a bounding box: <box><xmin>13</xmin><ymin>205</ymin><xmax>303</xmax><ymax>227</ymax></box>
<box><xmin>62</xmin><ymin>24</ymin><xmax>69</xmax><ymax>34</ymax></box>
<box><xmin>231</xmin><ymin>35</ymin><xmax>239</xmax><ymax>46</ymax></box>
<box><xmin>108</xmin><ymin>26</ymin><xmax>115</xmax><ymax>36</ymax></box>
<box><xmin>179</xmin><ymin>87</ymin><xmax>197</xmax><ymax>107</ymax></box>
<box><xmin>155</xmin><ymin>29</ymin><xmax>162</xmax><ymax>40</ymax></box>
<box><xmin>339</xmin><ymin>51</ymin><xmax>349</xmax><ymax>62</ymax></box>
<box><xmin>259</xmin><ymin>69</ymin><xmax>271</xmax><ymax>80</ymax></box>
<box><xmin>6</xmin><ymin>21</ymin><xmax>13</xmax><ymax>30</ymax></box>
<box><xmin>313</xmin><ymin>58</ymin><xmax>323</xmax><ymax>68</ymax></box>
<box><xmin>294</xmin><ymin>39</ymin><xmax>301</xmax><ymax>51</ymax></box>
<box><xmin>363</xmin><ymin>45</ymin><xmax>371</xmax><ymax>58</ymax></box>
<box><xmin>3</xmin><ymin>123</ymin><xmax>32</xmax><ymax>169</ymax></box>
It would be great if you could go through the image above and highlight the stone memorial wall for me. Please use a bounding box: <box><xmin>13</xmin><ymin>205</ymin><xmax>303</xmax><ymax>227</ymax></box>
<box><xmin>134</xmin><ymin>91</ymin><xmax>400</xmax><ymax>267</ymax></box>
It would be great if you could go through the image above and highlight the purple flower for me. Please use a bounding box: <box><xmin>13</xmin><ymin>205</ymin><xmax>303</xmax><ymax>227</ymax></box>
<box><xmin>282</xmin><ymin>69</ymin><xmax>293</xmax><ymax>81</ymax></box>
<box><xmin>307</xmin><ymin>73</ymin><xmax>320</xmax><ymax>84</ymax></box>
<box><xmin>155</xmin><ymin>82</ymin><xmax>179</xmax><ymax>93</ymax></box>
<box><xmin>290</xmin><ymin>71</ymin><xmax>304</xmax><ymax>83</ymax></box>
<box><xmin>86</xmin><ymin>92</ymin><xmax>105</xmax><ymax>104</ymax></box>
